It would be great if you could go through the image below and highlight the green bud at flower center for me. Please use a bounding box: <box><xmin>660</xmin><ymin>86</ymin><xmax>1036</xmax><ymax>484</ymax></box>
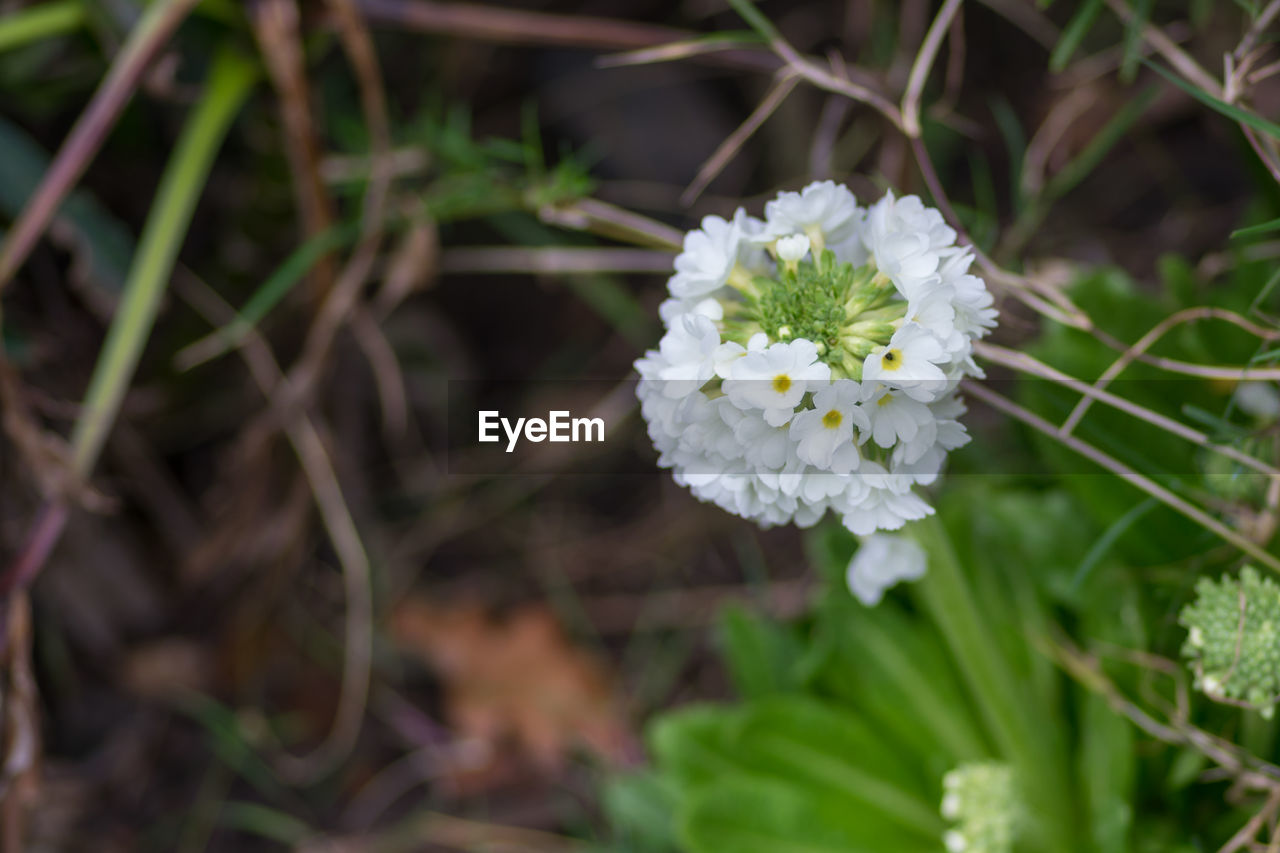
<box><xmin>725</xmin><ymin>249</ymin><xmax>906</xmax><ymax>379</ymax></box>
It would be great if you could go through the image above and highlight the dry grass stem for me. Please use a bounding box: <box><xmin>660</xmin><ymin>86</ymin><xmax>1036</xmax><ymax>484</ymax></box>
<box><xmin>680</xmin><ymin>70</ymin><xmax>800</xmax><ymax>206</ymax></box>
<box><xmin>962</xmin><ymin>380</ymin><xmax>1280</xmax><ymax>575</ymax></box>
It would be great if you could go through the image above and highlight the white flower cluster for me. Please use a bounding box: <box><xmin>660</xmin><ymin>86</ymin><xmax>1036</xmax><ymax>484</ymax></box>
<box><xmin>635</xmin><ymin>181</ymin><xmax>996</xmax><ymax>537</ymax></box>
<box><xmin>940</xmin><ymin>762</ymin><xmax>1021</xmax><ymax>853</ymax></box>
<box><xmin>846</xmin><ymin>532</ymin><xmax>927</xmax><ymax>606</ymax></box>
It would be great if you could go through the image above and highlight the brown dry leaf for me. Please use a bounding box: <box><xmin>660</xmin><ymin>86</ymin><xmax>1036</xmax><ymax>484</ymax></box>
<box><xmin>391</xmin><ymin>598</ymin><xmax>634</xmax><ymax>774</ymax></box>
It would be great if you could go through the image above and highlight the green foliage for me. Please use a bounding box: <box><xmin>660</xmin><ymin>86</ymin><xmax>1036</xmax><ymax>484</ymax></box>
<box><xmin>610</xmin><ymin>491</ymin><xmax>1165</xmax><ymax>853</ymax></box>
<box><xmin>1019</xmin><ymin>261</ymin><xmax>1276</xmax><ymax>566</ymax></box>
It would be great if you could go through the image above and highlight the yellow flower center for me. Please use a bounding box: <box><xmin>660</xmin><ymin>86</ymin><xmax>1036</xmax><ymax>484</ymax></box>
<box><xmin>772</xmin><ymin>374</ymin><xmax>792</xmax><ymax>394</ymax></box>
<box><xmin>877</xmin><ymin>394</ymin><xmax>893</xmax><ymax>407</ymax></box>
<box><xmin>822</xmin><ymin>409</ymin><xmax>842</xmax><ymax>429</ymax></box>
<box><xmin>881</xmin><ymin>348</ymin><xmax>903</xmax><ymax>371</ymax></box>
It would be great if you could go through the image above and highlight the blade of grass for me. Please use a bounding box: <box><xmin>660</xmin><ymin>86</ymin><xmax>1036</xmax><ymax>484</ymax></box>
<box><xmin>1044</xmin><ymin>85</ymin><xmax>1158</xmax><ymax>200</ymax></box>
<box><xmin>0</xmin><ymin>0</ymin><xmax>84</xmax><ymax>54</ymax></box>
<box><xmin>1119</xmin><ymin>0</ymin><xmax>1153</xmax><ymax>82</ymax></box>
<box><xmin>1144</xmin><ymin>59</ymin><xmax>1280</xmax><ymax>140</ymax></box>
<box><xmin>1069</xmin><ymin>497</ymin><xmax>1158</xmax><ymax>591</ymax></box>
<box><xmin>71</xmin><ymin>48</ymin><xmax>258</xmax><ymax>474</ymax></box>
<box><xmin>1050</xmin><ymin>0</ymin><xmax>1103</xmax><ymax>72</ymax></box>
<box><xmin>173</xmin><ymin>222</ymin><xmax>362</xmax><ymax>370</ymax></box>
<box><xmin>723</xmin><ymin>0</ymin><xmax>786</xmax><ymax>45</ymax></box>
<box><xmin>1233</xmin><ymin>217</ymin><xmax>1280</xmax><ymax>239</ymax></box>
<box><xmin>989</xmin><ymin>95</ymin><xmax>1027</xmax><ymax>213</ymax></box>
<box><xmin>1249</xmin><ymin>267</ymin><xmax>1280</xmax><ymax>314</ymax></box>
<box><xmin>216</xmin><ymin>803</ymin><xmax>312</xmax><ymax>846</ymax></box>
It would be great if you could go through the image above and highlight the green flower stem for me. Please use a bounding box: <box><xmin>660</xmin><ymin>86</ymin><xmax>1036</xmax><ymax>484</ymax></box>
<box><xmin>70</xmin><ymin>48</ymin><xmax>258</xmax><ymax>475</ymax></box>
<box><xmin>910</xmin><ymin>515</ymin><xmax>1075</xmax><ymax>853</ymax></box>
<box><xmin>0</xmin><ymin>0</ymin><xmax>84</xmax><ymax>54</ymax></box>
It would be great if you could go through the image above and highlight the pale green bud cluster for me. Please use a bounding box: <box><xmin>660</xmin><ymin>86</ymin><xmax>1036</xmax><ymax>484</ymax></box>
<box><xmin>939</xmin><ymin>762</ymin><xmax>1021</xmax><ymax>853</ymax></box>
<box><xmin>723</xmin><ymin>248</ymin><xmax>906</xmax><ymax>379</ymax></box>
<box><xmin>1180</xmin><ymin>566</ymin><xmax>1280</xmax><ymax>717</ymax></box>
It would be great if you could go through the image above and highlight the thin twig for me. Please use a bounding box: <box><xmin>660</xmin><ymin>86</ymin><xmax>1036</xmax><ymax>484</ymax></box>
<box><xmin>440</xmin><ymin>247</ymin><xmax>674</xmax><ymax>274</ymax></box>
<box><xmin>963</xmin><ymin>380</ymin><xmax>1280</xmax><ymax>575</ymax></box>
<box><xmin>173</xmin><ymin>272</ymin><xmax>376</xmax><ymax>785</ymax></box>
<box><xmin>537</xmin><ymin>198</ymin><xmax>684</xmax><ymax>251</ymax></box>
<box><xmin>900</xmin><ymin>0</ymin><xmax>963</xmax><ymax>138</ymax></box>
<box><xmin>354</xmin><ymin>0</ymin><xmax>687</xmax><ymax>50</ymax></box>
<box><xmin>680</xmin><ymin>70</ymin><xmax>799</xmax><ymax>206</ymax></box>
<box><xmin>976</xmin><ymin>340</ymin><xmax>1280</xmax><ymax>479</ymax></box>
<box><xmin>973</xmin><ymin>0</ymin><xmax>1059</xmax><ymax>50</ymax></box>
<box><xmin>1064</xmin><ymin>308</ymin><xmax>1280</xmax><ymax>434</ymax></box>
<box><xmin>0</xmin><ymin>0</ymin><xmax>202</xmax><ymax>291</ymax></box>
<box><xmin>261</xmin><ymin>0</ymin><xmax>391</xmax><ymax>782</ymax></box>
<box><xmin>1236</xmin><ymin>0</ymin><xmax>1280</xmax><ymax>62</ymax></box>
<box><xmin>909</xmin><ymin>135</ymin><xmax>1092</xmax><ymax>329</ymax></box>
<box><xmin>1103</xmin><ymin>0</ymin><xmax>1221</xmax><ymax>96</ymax></box>
<box><xmin>729</xmin><ymin>0</ymin><xmax>905</xmax><ymax>131</ymax></box>
<box><xmin>249</xmin><ymin>0</ymin><xmax>339</xmax><ymax>300</ymax></box>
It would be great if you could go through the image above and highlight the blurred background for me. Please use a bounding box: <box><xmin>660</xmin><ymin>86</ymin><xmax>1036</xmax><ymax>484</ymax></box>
<box><xmin>1</xmin><ymin>0</ymin><xmax>1279</xmax><ymax>850</ymax></box>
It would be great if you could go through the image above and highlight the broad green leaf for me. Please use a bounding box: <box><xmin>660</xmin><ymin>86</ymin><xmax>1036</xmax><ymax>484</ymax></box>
<box><xmin>648</xmin><ymin>705</ymin><xmax>749</xmax><ymax>788</ymax></box>
<box><xmin>1079</xmin><ymin>694</ymin><xmax>1136</xmax><ymax>853</ymax></box>
<box><xmin>717</xmin><ymin>604</ymin><xmax>804</xmax><ymax>699</ymax></box>
<box><xmin>681</xmin><ymin>777</ymin><xmax>935</xmax><ymax>853</ymax></box>
<box><xmin>737</xmin><ymin>696</ymin><xmax>942</xmax><ymax>835</ymax></box>
<box><xmin>604</xmin><ymin>771</ymin><xmax>681</xmax><ymax>853</ymax></box>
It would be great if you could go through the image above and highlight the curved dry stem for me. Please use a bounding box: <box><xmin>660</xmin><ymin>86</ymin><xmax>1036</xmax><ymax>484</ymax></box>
<box><xmin>0</xmin><ymin>0</ymin><xmax>202</xmax><ymax>292</ymax></box>
<box><xmin>963</xmin><ymin>380</ymin><xmax>1280</xmax><ymax>575</ymax></box>
<box><xmin>728</xmin><ymin>0</ymin><xmax>905</xmax><ymax>132</ymax></box>
<box><xmin>1235</xmin><ymin>0</ymin><xmax>1280</xmax><ymax>63</ymax></box>
<box><xmin>900</xmin><ymin>0</ymin><xmax>963</xmax><ymax>138</ymax></box>
<box><xmin>681</xmin><ymin>69</ymin><xmax>799</xmax><ymax>206</ymax></box>
<box><xmin>1064</xmin><ymin>308</ymin><xmax>1280</xmax><ymax>433</ymax></box>
<box><xmin>173</xmin><ymin>272</ymin><xmax>375</xmax><ymax>785</ymax></box>
<box><xmin>909</xmin><ymin>135</ymin><xmax>1092</xmax><ymax>329</ymax></box>
<box><xmin>281</xmin><ymin>0</ymin><xmax>396</xmax><ymax>415</ymax></box>
<box><xmin>976</xmin><ymin>340</ymin><xmax>1280</xmax><ymax>480</ymax></box>
<box><xmin>1103</xmin><ymin>0</ymin><xmax>1221</xmax><ymax>96</ymax></box>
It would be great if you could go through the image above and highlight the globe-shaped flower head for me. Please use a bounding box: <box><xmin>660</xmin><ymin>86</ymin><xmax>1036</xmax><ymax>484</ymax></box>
<box><xmin>634</xmin><ymin>181</ymin><xmax>997</xmax><ymax>538</ymax></box>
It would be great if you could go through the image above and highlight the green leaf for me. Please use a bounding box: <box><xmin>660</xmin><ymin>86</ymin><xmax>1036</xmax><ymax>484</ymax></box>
<box><xmin>736</xmin><ymin>697</ymin><xmax>942</xmax><ymax>835</ymax></box>
<box><xmin>1231</xmin><ymin>216</ymin><xmax>1280</xmax><ymax>239</ymax></box>
<box><xmin>717</xmin><ymin>604</ymin><xmax>803</xmax><ymax>699</ymax></box>
<box><xmin>723</xmin><ymin>0</ymin><xmax>784</xmax><ymax>46</ymax></box>
<box><xmin>1078</xmin><ymin>694</ymin><xmax>1136</xmax><ymax>853</ymax></box>
<box><xmin>648</xmin><ymin>705</ymin><xmax>748</xmax><ymax>788</ymax></box>
<box><xmin>807</xmin><ymin>590</ymin><xmax>989</xmax><ymax>766</ymax></box>
<box><xmin>0</xmin><ymin>0</ymin><xmax>83</xmax><ymax>54</ymax></box>
<box><xmin>1120</xmin><ymin>0</ymin><xmax>1153</xmax><ymax>83</ymax></box>
<box><xmin>1050</xmin><ymin>0</ymin><xmax>1104</xmax><ymax>72</ymax></box>
<box><xmin>70</xmin><ymin>48</ymin><xmax>258</xmax><ymax>475</ymax></box>
<box><xmin>604</xmin><ymin>772</ymin><xmax>681</xmax><ymax>853</ymax></box>
<box><xmin>681</xmin><ymin>777</ymin><xmax>934</xmax><ymax>853</ymax></box>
